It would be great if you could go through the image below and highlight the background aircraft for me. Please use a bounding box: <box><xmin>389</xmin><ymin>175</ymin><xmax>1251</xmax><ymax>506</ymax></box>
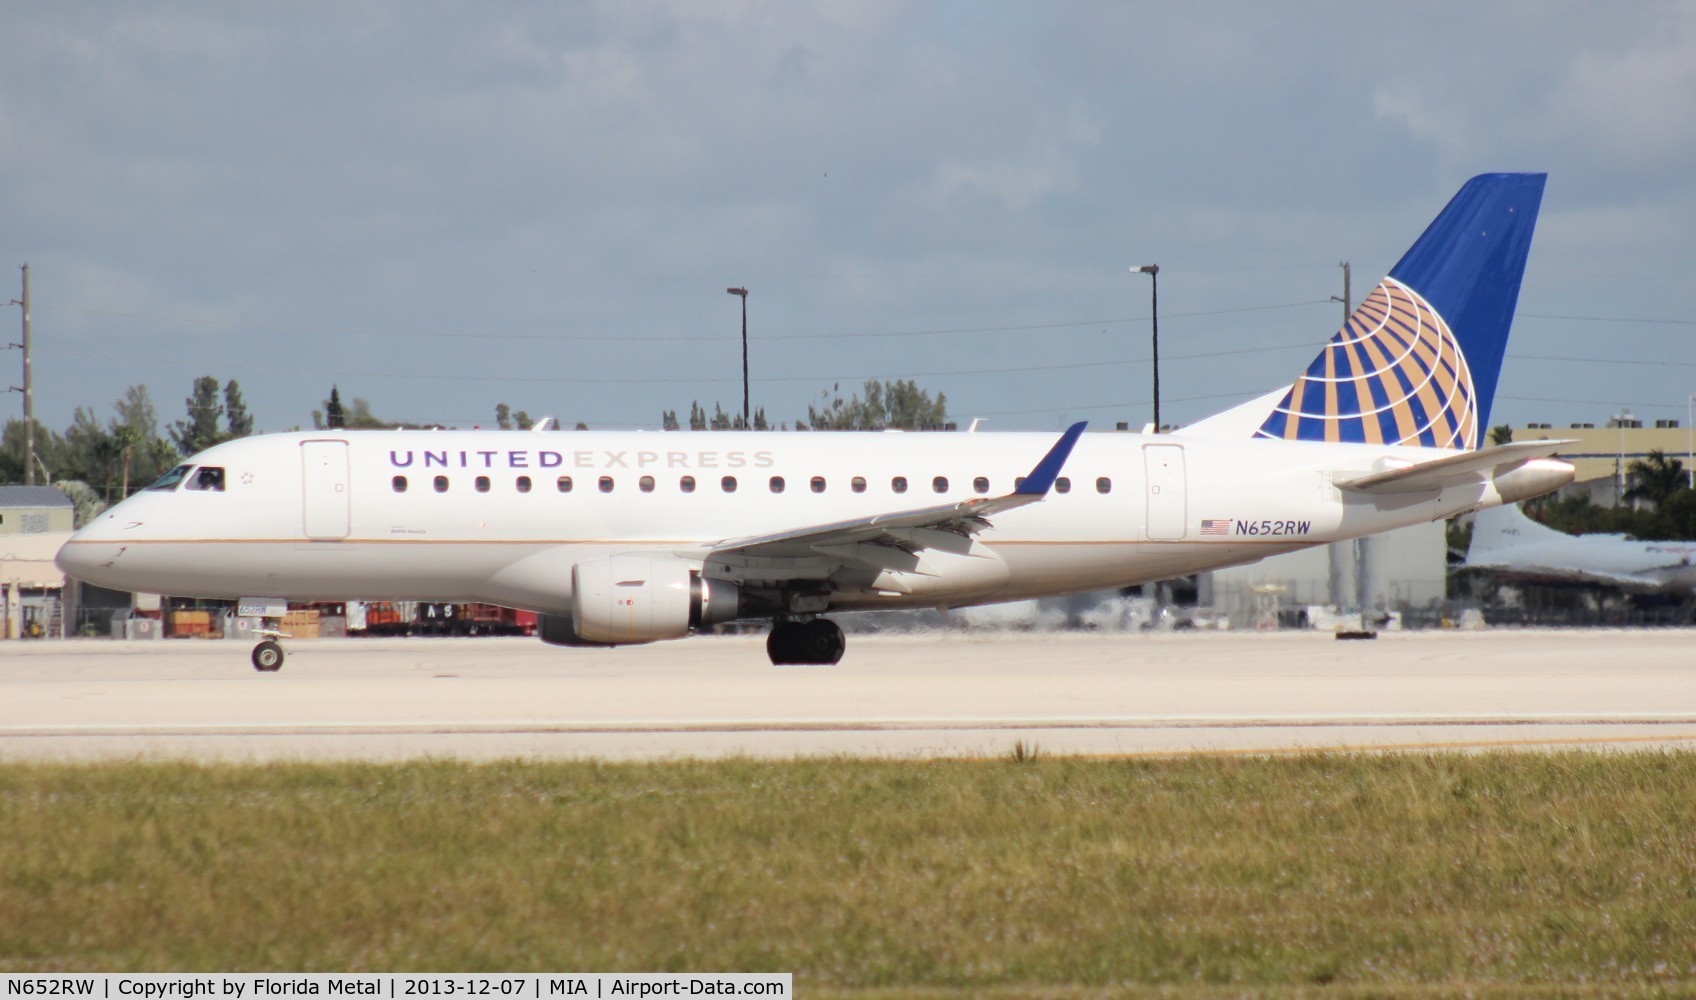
<box><xmin>1466</xmin><ymin>502</ymin><xmax>1696</xmax><ymax>594</ymax></box>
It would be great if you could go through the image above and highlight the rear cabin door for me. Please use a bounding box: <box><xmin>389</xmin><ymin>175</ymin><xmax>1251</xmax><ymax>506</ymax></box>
<box><xmin>1143</xmin><ymin>444</ymin><xmax>1188</xmax><ymax>541</ymax></box>
<box><xmin>301</xmin><ymin>440</ymin><xmax>351</xmax><ymax>540</ymax></box>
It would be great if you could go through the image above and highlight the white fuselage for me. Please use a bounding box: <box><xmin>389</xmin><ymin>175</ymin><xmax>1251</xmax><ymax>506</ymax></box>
<box><xmin>58</xmin><ymin>427</ymin><xmax>1556</xmax><ymax>615</ymax></box>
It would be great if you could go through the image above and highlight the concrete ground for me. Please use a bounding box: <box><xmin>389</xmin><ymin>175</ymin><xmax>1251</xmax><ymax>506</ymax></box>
<box><xmin>3</xmin><ymin>629</ymin><xmax>1694</xmax><ymax>761</ymax></box>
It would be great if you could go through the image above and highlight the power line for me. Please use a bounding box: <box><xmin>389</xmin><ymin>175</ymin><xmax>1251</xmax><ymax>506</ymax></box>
<box><xmin>33</xmin><ymin>299</ymin><xmax>1332</xmax><ymax>344</ymax></box>
<box><xmin>1509</xmin><ymin>354</ymin><xmax>1696</xmax><ymax>368</ymax></box>
<box><xmin>1520</xmin><ymin>312</ymin><xmax>1696</xmax><ymax>326</ymax></box>
<box><xmin>37</xmin><ymin>340</ymin><xmax>1317</xmax><ymax>386</ymax></box>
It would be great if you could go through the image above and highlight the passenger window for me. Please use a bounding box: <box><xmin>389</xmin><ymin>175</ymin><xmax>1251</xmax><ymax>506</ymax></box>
<box><xmin>1096</xmin><ymin>477</ymin><xmax>1112</xmax><ymax>494</ymax></box>
<box><xmin>680</xmin><ymin>475</ymin><xmax>696</xmax><ymax>493</ymax></box>
<box><xmin>973</xmin><ymin>477</ymin><xmax>989</xmax><ymax>494</ymax></box>
<box><xmin>639</xmin><ymin>475</ymin><xmax>655</xmax><ymax>493</ymax></box>
<box><xmin>475</xmin><ymin>476</ymin><xmax>491</xmax><ymax>493</ymax></box>
<box><xmin>892</xmin><ymin>476</ymin><xmax>908</xmax><ymax>494</ymax></box>
<box><xmin>810</xmin><ymin>476</ymin><xmax>826</xmax><ymax>494</ymax></box>
<box><xmin>148</xmin><ymin>465</ymin><xmax>193</xmax><ymax>491</ymax></box>
<box><xmin>769</xmin><ymin>476</ymin><xmax>786</xmax><ymax>494</ymax></box>
<box><xmin>185</xmin><ymin>466</ymin><xmax>226</xmax><ymax>492</ymax></box>
<box><xmin>599</xmin><ymin>476</ymin><xmax>614</xmax><ymax>493</ymax></box>
<box><xmin>722</xmin><ymin>476</ymin><xmax>738</xmax><ymax>493</ymax></box>
<box><xmin>851</xmin><ymin>476</ymin><xmax>867</xmax><ymax>494</ymax></box>
<box><xmin>392</xmin><ymin>476</ymin><xmax>408</xmax><ymax>493</ymax></box>
<box><xmin>1056</xmin><ymin>477</ymin><xmax>1071</xmax><ymax>494</ymax></box>
<box><xmin>517</xmin><ymin>476</ymin><xmax>532</xmax><ymax>493</ymax></box>
<box><xmin>434</xmin><ymin>476</ymin><xmax>449</xmax><ymax>493</ymax></box>
<box><xmin>932</xmin><ymin>476</ymin><xmax>948</xmax><ymax>494</ymax></box>
<box><xmin>557</xmin><ymin>476</ymin><xmax>573</xmax><ymax>493</ymax></box>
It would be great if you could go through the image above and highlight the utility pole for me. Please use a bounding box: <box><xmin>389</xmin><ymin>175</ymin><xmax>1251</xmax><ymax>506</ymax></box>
<box><xmin>1330</xmin><ymin>261</ymin><xmax>1350</xmax><ymax>325</ymax></box>
<box><xmin>8</xmin><ymin>264</ymin><xmax>31</xmax><ymax>486</ymax></box>
<box><xmin>726</xmin><ymin>287</ymin><xmax>749</xmax><ymax>428</ymax></box>
<box><xmin>1130</xmin><ymin>265</ymin><xmax>1160</xmax><ymax>431</ymax></box>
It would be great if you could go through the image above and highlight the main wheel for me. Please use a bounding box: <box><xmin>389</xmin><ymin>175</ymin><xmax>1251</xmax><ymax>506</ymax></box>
<box><xmin>251</xmin><ymin>640</ymin><xmax>285</xmax><ymax>672</ymax></box>
<box><xmin>766</xmin><ymin>619</ymin><xmax>845</xmax><ymax>665</ymax></box>
<box><xmin>800</xmin><ymin>618</ymin><xmax>845</xmax><ymax>665</ymax></box>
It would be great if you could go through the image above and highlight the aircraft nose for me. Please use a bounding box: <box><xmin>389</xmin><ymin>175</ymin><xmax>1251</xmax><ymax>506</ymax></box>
<box><xmin>55</xmin><ymin>516</ymin><xmax>133</xmax><ymax>588</ymax></box>
<box><xmin>55</xmin><ymin>531</ymin><xmax>103</xmax><ymax>580</ymax></box>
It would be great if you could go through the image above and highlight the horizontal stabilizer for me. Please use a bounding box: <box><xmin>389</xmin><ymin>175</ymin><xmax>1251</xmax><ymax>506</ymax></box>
<box><xmin>1337</xmin><ymin>440</ymin><xmax>1574</xmax><ymax>494</ymax></box>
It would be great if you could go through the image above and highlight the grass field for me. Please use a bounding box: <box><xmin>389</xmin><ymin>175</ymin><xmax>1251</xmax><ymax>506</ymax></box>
<box><xmin>3</xmin><ymin>753</ymin><xmax>1695</xmax><ymax>997</ymax></box>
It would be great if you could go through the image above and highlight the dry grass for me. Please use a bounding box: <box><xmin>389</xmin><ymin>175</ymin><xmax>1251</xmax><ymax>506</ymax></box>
<box><xmin>2</xmin><ymin>753</ymin><xmax>1695</xmax><ymax>997</ymax></box>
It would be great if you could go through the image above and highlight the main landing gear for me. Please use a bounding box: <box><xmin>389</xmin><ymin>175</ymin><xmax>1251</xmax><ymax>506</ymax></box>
<box><xmin>766</xmin><ymin>618</ymin><xmax>845</xmax><ymax>666</ymax></box>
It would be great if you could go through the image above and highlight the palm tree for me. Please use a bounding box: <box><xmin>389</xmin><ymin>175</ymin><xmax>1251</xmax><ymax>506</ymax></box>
<box><xmin>1624</xmin><ymin>451</ymin><xmax>1687</xmax><ymax>508</ymax></box>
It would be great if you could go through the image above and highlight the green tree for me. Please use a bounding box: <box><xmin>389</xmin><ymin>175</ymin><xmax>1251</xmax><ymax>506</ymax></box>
<box><xmin>496</xmin><ymin>403</ymin><xmax>513</xmax><ymax>430</ymax></box>
<box><xmin>171</xmin><ymin>376</ymin><xmax>225</xmax><ymax>455</ymax></box>
<box><xmin>0</xmin><ymin>418</ymin><xmax>65</xmax><ymax>483</ymax></box>
<box><xmin>62</xmin><ymin>406</ymin><xmax>115</xmax><ymax>494</ymax></box>
<box><xmin>324</xmin><ymin>386</ymin><xmax>346</xmax><ymax>429</ymax></box>
<box><xmin>53</xmin><ymin>479</ymin><xmax>106</xmax><ymax>529</ymax></box>
<box><xmin>1489</xmin><ymin>425</ymin><xmax>1513</xmax><ymax>446</ymax></box>
<box><xmin>689</xmin><ymin>402</ymin><xmax>707</xmax><ymax>431</ymax></box>
<box><xmin>661</xmin><ymin>409</ymin><xmax>680</xmax><ymax>431</ymax></box>
<box><xmin>514</xmin><ymin>410</ymin><xmax>533</xmax><ymax>431</ymax></box>
<box><xmin>224</xmin><ymin>380</ymin><xmax>253</xmax><ymax>438</ymax></box>
<box><xmin>807</xmin><ymin>379</ymin><xmax>947</xmax><ymax>430</ymax></box>
<box><xmin>1624</xmin><ymin>451</ymin><xmax>1686</xmax><ymax>508</ymax></box>
<box><xmin>112</xmin><ymin>385</ymin><xmax>174</xmax><ymax>491</ymax></box>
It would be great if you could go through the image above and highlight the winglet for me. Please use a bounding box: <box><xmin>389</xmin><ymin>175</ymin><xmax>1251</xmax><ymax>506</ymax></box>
<box><xmin>1015</xmin><ymin>421</ymin><xmax>1087</xmax><ymax>495</ymax></box>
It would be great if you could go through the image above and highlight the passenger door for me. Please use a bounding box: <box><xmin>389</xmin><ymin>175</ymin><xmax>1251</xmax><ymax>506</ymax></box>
<box><xmin>301</xmin><ymin>440</ymin><xmax>351</xmax><ymax>540</ymax></box>
<box><xmin>1143</xmin><ymin>444</ymin><xmax>1188</xmax><ymax>541</ymax></box>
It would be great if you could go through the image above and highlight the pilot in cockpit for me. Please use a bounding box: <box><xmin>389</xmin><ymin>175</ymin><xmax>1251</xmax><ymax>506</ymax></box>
<box><xmin>187</xmin><ymin>466</ymin><xmax>225</xmax><ymax>492</ymax></box>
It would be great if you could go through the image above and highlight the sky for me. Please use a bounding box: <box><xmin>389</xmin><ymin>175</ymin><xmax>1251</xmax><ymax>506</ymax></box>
<box><xmin>2</xmin><ymin>1</ymin><xmax>1693</xmax><ymax>439</ymax></box>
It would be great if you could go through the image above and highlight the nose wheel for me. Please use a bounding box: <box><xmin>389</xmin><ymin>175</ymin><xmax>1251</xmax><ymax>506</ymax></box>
<box><xmin>251</xmin><ymin>640</ymin><xmax>284</xmax><ymax>671</ymax></box>
<box><xmin>767</xmin><ymin>618</ymin><xmax>845</xmax><ymax>665</ymax></box>
<box><xmin>250</xmin><ymin>623</ymin><xmax>290</xmax><ymax>672</ymax></box>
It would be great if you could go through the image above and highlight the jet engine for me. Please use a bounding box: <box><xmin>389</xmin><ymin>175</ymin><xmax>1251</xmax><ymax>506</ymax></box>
<box><xmin>568</xmin><ymin>555</ymin><xmax>741</xmax><ymax>644</ymax></box>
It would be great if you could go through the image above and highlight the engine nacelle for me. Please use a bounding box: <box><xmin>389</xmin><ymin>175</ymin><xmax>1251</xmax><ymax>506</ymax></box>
<box><xmin>536</xmin><ymin>613</ymin><xmax>614</xmax><ymax>648</ymax></box>
<box><xmin>570</xmin><ymin>556</ymin><xmax>741</xmax><ymax>644</ymax></box>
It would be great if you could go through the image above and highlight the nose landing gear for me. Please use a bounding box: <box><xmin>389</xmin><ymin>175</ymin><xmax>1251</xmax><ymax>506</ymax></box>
<box><xmin>251</xmin><ymin>639</ymin><xmax>285</xmax><ymax>672</ymax></box>
<box><xmin>250</xmin><ymin>619</ymin><xmax>291</xmax><ymax>672</ymax></box>
<box><xmin>766</xmin><ymin>617</ymin><xmax>845</xmax><ymax>666</ymax></box>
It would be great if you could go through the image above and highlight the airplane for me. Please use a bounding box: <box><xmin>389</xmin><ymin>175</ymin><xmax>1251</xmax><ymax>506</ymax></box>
<box><xmin>57</xmin><ymin>173</ymin><xmax>1576</xmax><ymax>671</ymax></box>
<box><xmin>1465</xmin><ymin>501</ymin><xmax>1696</xmax><ymax>593</ymax></box>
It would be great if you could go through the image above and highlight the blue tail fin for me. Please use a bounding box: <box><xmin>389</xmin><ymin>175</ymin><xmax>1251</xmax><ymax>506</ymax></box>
<box><xmin>1256</xmin><ymin>173</ymin><xmax>1545</xmax><ymax>449</ymax></box>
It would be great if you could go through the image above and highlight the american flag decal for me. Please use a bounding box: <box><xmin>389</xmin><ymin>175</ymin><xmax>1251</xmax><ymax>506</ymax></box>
<box><xmin>1200</xmin><ymin>519</ymin><xmax>1231</xmax><ymax>536</ymax></box>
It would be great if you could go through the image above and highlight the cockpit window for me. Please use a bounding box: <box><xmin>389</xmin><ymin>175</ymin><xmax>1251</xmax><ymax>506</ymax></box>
<box><xmin>185</xmin><ymin>466</ymin><xmax>226</xmax><ymax>492</ymax></box>
<box><xmin>148</xmin><ymin>465</ymin><xmax>194</xmax><ymax>491</ymax></box>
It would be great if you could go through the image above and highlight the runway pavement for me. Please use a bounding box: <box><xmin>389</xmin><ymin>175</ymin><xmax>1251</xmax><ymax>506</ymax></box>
<box><xmin>3</xmin><ymin>629</ymin><xmax>1694</xmax><ymax>761</ymax></box>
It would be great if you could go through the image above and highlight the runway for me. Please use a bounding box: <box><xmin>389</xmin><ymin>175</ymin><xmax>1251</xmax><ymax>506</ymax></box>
<box><xmin>3</xmin><ymin>629</ymin><xmax>1695</xmax><ymax>761</ymax></box>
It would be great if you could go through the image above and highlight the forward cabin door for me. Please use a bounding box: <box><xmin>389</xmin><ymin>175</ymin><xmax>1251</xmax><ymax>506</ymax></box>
<box><xmin>301</xmin><ymin>440</ymin><xmax>351</xmax><ymax>540</ymax></box>
<box><xmin>1143</xmin><ymin>444</ymin><xmax>1188</xmax><ymax>541</ymax></box>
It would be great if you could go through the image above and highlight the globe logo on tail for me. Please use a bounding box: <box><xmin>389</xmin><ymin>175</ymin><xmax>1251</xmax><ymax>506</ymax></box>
<box><xmin>1256</xmin><ymin>277</ymin><xmax>1478</xmax><ymax>450</ymax></box>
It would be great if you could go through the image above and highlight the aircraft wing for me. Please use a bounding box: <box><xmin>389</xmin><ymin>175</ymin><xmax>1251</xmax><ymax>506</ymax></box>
<box><xmin>1336</xmin><ymin>440</ymin><xmax>1575</xmax><ymax>494</ymax></box>
<box><xmin>702</xmin><ymin>422</ymin><xmax>1086</xmax><ymax>571</ymax></box>
<box><xmin>1468</xmin><ymin>560</ymin><xmax>1667</xmax><ymax>591</ymax></box>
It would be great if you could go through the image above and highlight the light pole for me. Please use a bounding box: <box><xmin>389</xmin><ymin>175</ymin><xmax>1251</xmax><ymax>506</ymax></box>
<box><xmin>1130</xmin><ymin>265</ymin><xmax>1159</xmax><ymax>432</ymax></box>
<box><xmin>1613</xmin><ymin>407</ymin><xmax>1636</xmax><ymax>505</ymax></box>
<box><xmin>726</xmin><ymin>287</ymin><xmax>749</xmax><ymax>428</ymax></box>
<box><xmin>1687</xmin><ymin>393</ymin><xmax>1694</xmax><ymax>490</ymax></box>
